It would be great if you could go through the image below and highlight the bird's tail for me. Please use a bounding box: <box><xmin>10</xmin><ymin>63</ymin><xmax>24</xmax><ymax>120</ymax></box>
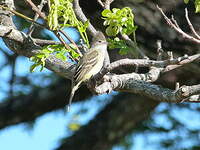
<box><xmin>67</xmin><ymin>83</ymin><xmax>80</xmax><ymax>112</ymax></box>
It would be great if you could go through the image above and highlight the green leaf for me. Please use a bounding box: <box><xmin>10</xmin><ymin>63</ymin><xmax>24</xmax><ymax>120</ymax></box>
<box><xmin>41</xmin><ymin>57</ymin><xmax>46</xmax><ymax>66</ymax></box>
<box><xmin>105</xmin><ymin>26</ymin><xmax>113</xmax><ymax>36</ymax></box>
<box><xmin>106</xmin><ymin>26</ymin><xmax>119</xmax><ymax>36</ymax></box>
<box><xmin>108</xmin><ymin>37</ymin><xmax>136</xmax><ymax>56</ymax></box>
<box><xmin>30</xmin><ymin>63</ymin><xmax>40</xmax><ymax>72</ymax></box>
<box><xmin>35</xmin><ymin>53</ymin><xmax>46</xmax><ymax>59</ymax></box>
<box><xmin>30</xmin><ymin>56</ymin><xmax>37</xmax><ymax>62</ymax></box>
<box><xmin>71</xmin><ymin>49</ymin><xmax>80</xmax><ymax>58</ymax></box>
<box><xmin>102</xmin><ymin>7</ymin><xmax>137</xmax><ymax>37</ymax></box>
<box><xmin>47</xmin><ymin>0</ymin><xmax>90</xmax><ymax>46</ymax></box>
<box><xmin>40</xmin><ymin>65</ymin><xmax>44</xmax><ymax>72</ymax></box>
<box><xmin>56</xmin><ymin>52</ymin><xmax>67</xmax><ymax>61</ymax></box>
<box><xmin>195</xmin><ymin>0</ymin><xmax>200</xmax><ymax>13</ymax></box>
<box><xmin>83</xmin><ymin>20</ymin><xmax>89</xmax><ymax>30</ymax></box>
<box><xmin>42</xmin><ymin>48</ymin><xmax>53</xmax><ymax>54</ymax></box>
<box><xmin>102</xmin><ymin>9</ymin><xmax>112</xmax><ymax>17</ymax></box>
<box><xmin>112</xmin><ymin>8</ymin><xmax>120</xmax><ymax>14</ymax></box>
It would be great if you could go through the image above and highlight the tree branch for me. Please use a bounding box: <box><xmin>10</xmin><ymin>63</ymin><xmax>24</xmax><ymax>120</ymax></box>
<box><xmin>96</xmin><ymin>53</ymin><xmax>200</xmax><ymax>80</ymax></box>
<box><xmin>25</xmin><ymin>0</ymin><xmax>46</xmax><ymax>20</ymax></box>
<box><xmin>27</xmin><ymin>0</ymin><xmax>47</xmax><ymax>35</ymax></box>
<box><xmin>73</xmin><ymin>0</ymin><xmax>97</xmax><ymax>36</ymax></box>
<box><xmin>97</xmin><ymin>0</ymin><xmax>114</xmax><ymax>9</ymax></box>
<box><xmin>0</xmin><ymin>25</ymin><xmax>75</xmax><ymax>79</ymax></box>
<box><xmin>157</xmin><ymin>5</ymin><xmax>200</xmax><ymax>44</ymax></box>
<box><xmin>185</xmin><ymin>8</ymin><xmax>200</xmax><ymax>40</ymax></box>
<box><xmin>95</xmin><ymin>74</ymin><xmax>200</xmax><ymax>103</ymax></box>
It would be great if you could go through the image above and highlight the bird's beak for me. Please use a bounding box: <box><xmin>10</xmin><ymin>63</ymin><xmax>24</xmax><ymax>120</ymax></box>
<box><xmin>104</xmin><ymin>41</ymin><xmax>108</xmax><ymax>45</ymax></box>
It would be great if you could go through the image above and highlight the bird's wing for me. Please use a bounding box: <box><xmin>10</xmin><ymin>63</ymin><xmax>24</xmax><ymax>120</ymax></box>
<box><xmin>74</xmin><ymin>50</ymin><xmax>99</xmax><ymax>85</ymax></box>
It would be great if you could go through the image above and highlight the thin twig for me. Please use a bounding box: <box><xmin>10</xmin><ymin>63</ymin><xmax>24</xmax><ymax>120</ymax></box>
<box><xmin>156</xmin><ymin>40</ymin><xmax>163</xmax><ymax>61</ymax></box>
<box><xmin>185</xmin><ymin>8</ymin><xmax>200</xmax><ymax>40</ymax></box>
<box><xmin>0</xmin><ymin>5</ymin><xmax>46</xmax><ymax>28</ymax></box>
<box><xmin>175</xmin><ymin>82</ymin><xmax>180</xmax><ymax>91</ymax></box>
<box><xmin>163</xmin><ymin>54</ymin><xmax>199</xmax><ymax>72</ymax></box>
<box><xmin>54</xmin><ymin>31</ymin><xmax>77</xmax><ymax>62</ymax></box>
<box><xmin>9</xmin><ymin>54</ymin><xmax>17</xmax><ymax>98</ymax></box>
<box><xmin>27</xmin><ymin>0</ymin><xmax>47</xmax><ymax>36</ymax></box>
<box><xmin>97</xmin><ymin>0</ymin><xmax>104</xmax><ymax>8</ymax></box>
<box><xmin>157</xmin><ymin>5</ymin><xmax>200</xmax><ymax>44</ymax></box>
<box><xmin>97</xmin><ymin>0</ymin><xmax>114</xmax><ymax>9</ymax></box>
<box><xmin>33</xmin><ymin>38</ymin><xmax>61</xmax><ymax>46</ymax></box>
<box><xmin>59</xmin><ymin>29</ymin><xmax>82</xmax><ymax>57</ymax></box>
<box><xmin>171</xmin><ymin>15</ymin><xmax>180</xmax><ymax>28</ymax></box>
<box><xmin>104</xmin><ymin>0</ymin><xmax>114</xmax><ymax>10</ymax></box>
<box><xmin>25</xmin><ymin>0</ymin><xmax>46</xmax><ymax>20</ymax></box>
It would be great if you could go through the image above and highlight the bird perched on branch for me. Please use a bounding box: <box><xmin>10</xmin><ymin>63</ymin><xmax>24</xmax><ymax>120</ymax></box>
<box><xmin>68</xmin><ymin>31</ymin><xmax>108</xmax><ymax>111</ymax></box>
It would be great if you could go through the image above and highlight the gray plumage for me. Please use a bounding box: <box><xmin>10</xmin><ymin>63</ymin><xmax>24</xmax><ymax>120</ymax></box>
<box><xmin>67</xmin><ymin>32</ymin><xmax>107</xmax><ymax>111</ymax></box>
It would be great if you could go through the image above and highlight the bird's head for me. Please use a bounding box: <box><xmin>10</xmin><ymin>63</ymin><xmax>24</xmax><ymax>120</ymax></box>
<box><xmin>91</xmin><ymin>31</ymin><xmax>107</xmax><ymax>46</ymax></box>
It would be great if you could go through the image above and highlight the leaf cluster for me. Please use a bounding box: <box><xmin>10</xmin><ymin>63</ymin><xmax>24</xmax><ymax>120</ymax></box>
<box><xmin>102</xmin><ymin>7</ymin><xmax>137</xmax><ymax>57</ymax></box>
<box><xmin>102</xmin><ymin>7</ymin><xmax>137</xmax><ymax>36</ymax></box>
<box><xmin>30</xmin><ymin>44</ymin><xmax>79</xmax><ymax>72</ymax></box>
<box><xmin>108</xmin><ymin>37</ymin><xmax>132</xmax><ymax>55</ymax></box>
<box><xmin>30</xmin><ymin>0</ymin><xmax>87</xmax><ymax>72</ymax></box>
<box><xmin>47</xmin><ymin>0</ymin><xmax>89</xmax><ymax>46</ymax></box>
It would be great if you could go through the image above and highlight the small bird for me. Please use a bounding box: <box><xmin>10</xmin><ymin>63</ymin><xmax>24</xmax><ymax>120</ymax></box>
<box><xmin>67</xmin><ymin>32</ymin><xmax>108</xmax><ymax>111</ymax></box>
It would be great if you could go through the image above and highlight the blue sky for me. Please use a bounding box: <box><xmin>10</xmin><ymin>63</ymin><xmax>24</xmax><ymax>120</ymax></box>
<box><xmin>0</xmin><ymin>112</ymin><xmax>67</xmax><ymax>150</ymax></box>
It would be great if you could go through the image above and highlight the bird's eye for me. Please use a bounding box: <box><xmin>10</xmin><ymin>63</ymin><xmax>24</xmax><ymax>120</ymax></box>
<box><xmin>98</xmin><ymin>40</ymin><xmax>102</xmax><ymax>43</ymax></box>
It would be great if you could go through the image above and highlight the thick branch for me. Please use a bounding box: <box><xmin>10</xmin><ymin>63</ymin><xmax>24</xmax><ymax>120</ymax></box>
<box><xmin>95</xmin><ymin>74</ymin><xmax>200</xmax><ymax>103</ymax></box>
<box><xmin>96</xmin><ymin>53</ymin><xmax>200</xmax><ymax>80</ymax></box>
<box><xmin>0</xmin><ymin>25</ymin><xmax>75</xmax><ymax>79</ymax></box>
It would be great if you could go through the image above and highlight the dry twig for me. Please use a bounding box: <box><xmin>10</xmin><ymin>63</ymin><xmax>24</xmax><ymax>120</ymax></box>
<box><xmin>185</xmin><ymin>8</ymin><xmax>200</xmax><ymax>40</ymax></box>
<box><xmin>97</xmin><ymin>0</ymin><xmax>114</xmax><ymax>9</ymax></box>
<box><xmin>27</xmin><ymin>0</ymin><xmax>47</xmax><ymax>35</ymax></box>
<box><xmin>157</xmin><ymin>5</ymin><xmax>200</xmax><ymax>44</ymax></box>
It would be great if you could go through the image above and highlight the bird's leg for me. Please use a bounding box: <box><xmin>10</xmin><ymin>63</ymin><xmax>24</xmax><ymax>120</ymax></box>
<box><xmin>87</xmin><ymin>75</ymin><xmax>97</xmax><ymax>90</ymax></box>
